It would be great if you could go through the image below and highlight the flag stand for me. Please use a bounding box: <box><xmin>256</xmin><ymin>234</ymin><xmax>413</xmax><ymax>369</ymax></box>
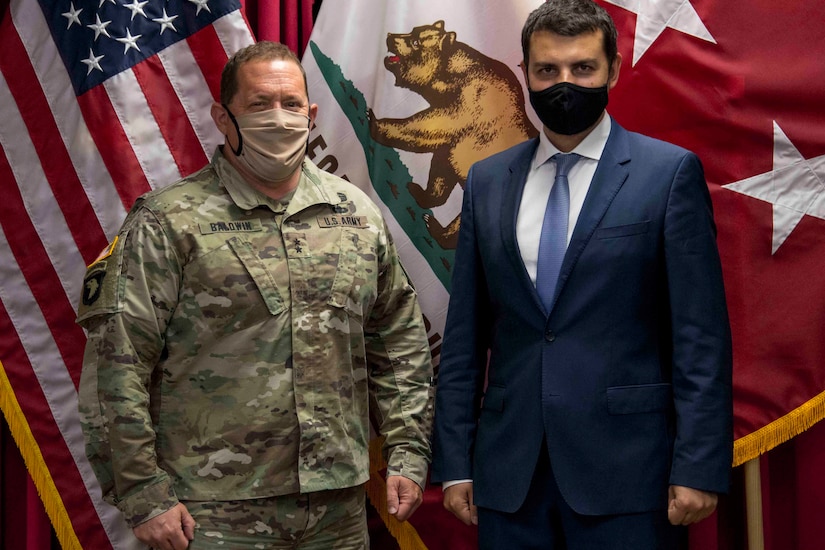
<box><xmin>744</xmin><ymin>458</ymin><xmax>765</xmax><ymax>550</ymax></box>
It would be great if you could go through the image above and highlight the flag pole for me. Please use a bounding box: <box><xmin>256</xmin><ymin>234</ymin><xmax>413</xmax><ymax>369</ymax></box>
<box><xmin>744</xmin><ymin>457</ymin><xmax>765</xmax><ymax>550</ymax></box>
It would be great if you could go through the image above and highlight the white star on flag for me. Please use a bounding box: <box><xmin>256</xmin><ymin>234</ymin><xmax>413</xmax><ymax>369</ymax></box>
<box><xmin>87</xmin><ymin>14</ymin><xmax>112</xmax><ymax>40</ymax></box>
<box><xmin>61</xmin><ymin>2</ymin><xmax>83</xmax><ymax>29</ymax></box>
<box><xmin>189</xmin><ymin>0</ymin><xmax>212</xmax><ymax>16</ymax></box>
<box><xmin>124</xmin><ymin>0</ymin><xmax>149</xmax><ymax>21</ymax></box>
<box><xmin>81</xmin><ymin>48</ymin><xmax>105</xmax><ymax>75</ymax></box>
<box><xmin>723</xmin><ymin>122</ymin><xmax>825</xmax><ymax>255</ymax></box>
<box><xmin>603</xmin><ymin>0</ymin><xmax>716</xmax><ymax>65</ymax></box>
<box><xmin>116</xmin><ymin>28</ymin><xmax>143</xmax><ymax>54</ymax></box>
<box><xmin>153</xmin><ymin>8</ymin><xmax>179</xmax><ymax>35</ymax></box>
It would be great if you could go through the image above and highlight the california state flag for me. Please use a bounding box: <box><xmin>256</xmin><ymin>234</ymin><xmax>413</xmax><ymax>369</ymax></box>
<box><xmin>303</xmin><ymin>1</ymin><xmax>540</xmax><ymax>547</ymax></box>
<box><xmin>303</xmin><ymin>0</ymin><xmax>540</xmax><ymax>334</ymax></box>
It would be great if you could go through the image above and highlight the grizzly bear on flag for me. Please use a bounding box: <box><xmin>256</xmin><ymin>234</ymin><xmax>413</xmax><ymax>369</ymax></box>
<box><xmin>369</xmin><ymin>20</ymin><xmax>536</xmax><ymax>249</ymax></box>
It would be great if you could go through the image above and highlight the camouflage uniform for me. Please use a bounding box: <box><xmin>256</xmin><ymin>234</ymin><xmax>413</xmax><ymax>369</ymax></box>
<box><xmin>77</xmin><ymin>150</ymin><xmax>434</xmax><ymax>529</ymax></box>
<box><xmin>182</xmin><ymin>486</ymin><xmax>368</xmax><ymax>549</ymax></box>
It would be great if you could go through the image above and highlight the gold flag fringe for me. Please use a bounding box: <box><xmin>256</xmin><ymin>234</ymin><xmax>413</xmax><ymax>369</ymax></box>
<box><xmin>0</xmin><ymin>361</ymin><xmax>82</xmax><ymax>550</ymax></box>
<box><xmin>366</xmin><ymin>436</ymin><xmax>429</xmax><ymax>550</ymax></box>
<box><xmin>733</xmin><ymin>389</ymin><xmax>825</xmax><ymax>467</ymax></box>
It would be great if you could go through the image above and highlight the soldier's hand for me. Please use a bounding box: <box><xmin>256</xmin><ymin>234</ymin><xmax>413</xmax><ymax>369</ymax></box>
<box><xmin>132</xmin><ymin>503</ymin><xmax>195</xmax><ymax>550</ymax></box>
<box><xmin>668</xmin><ymin>485</ymin><xmax>718</xmax><ymax>525</ymax></box>
<box><xmin>386</xmin><ymin>475</ymin><xmax>423</xmax><ymax>522</ymax></box>
<box><xmin>443</xmin><ymin>482</ymin><xmax>477</xmax><ymax>526</ymax></box>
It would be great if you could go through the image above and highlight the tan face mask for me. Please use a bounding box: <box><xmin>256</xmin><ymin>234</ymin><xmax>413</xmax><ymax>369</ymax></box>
<box><xmin>224</xmin><ymin>106</ymin><xmax>310</xmax><ymax>182</ymax></box>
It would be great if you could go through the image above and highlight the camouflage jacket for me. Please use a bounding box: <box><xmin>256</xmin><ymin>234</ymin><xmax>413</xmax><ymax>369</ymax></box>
<box><xmin>76</xmin><ymin>151</ymin><xmax>434</xmax><ymax>527</ymax></box>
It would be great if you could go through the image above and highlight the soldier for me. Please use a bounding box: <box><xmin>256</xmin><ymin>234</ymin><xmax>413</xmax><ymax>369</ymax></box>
<box><xmin>77</xmin><ymin>41</ymin><xmax>434</xmax><ymax>550</ymax></box>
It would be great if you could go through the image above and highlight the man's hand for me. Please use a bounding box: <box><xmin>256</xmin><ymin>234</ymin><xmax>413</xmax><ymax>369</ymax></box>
<box><xmin>386</xmin><ymin>475</ymin><xmax>424</xmax><ymax>522</ymax></box>
<box><xmin>443</xmin><ymin>482</ymin><xmax>477</xmax><ymax>526</ymax></box>
<box><xmin>668</xmin><ymin>485</ymin><xmax>718</xmax><ymax>525</ymax></box>
<box><xmin>132</xmin><ymin>503</ymin><xmax>195</xmax><ymax>550</ymax></box>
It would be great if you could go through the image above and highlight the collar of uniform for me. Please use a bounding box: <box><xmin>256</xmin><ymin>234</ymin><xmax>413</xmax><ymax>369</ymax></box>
<box><xmin>531</xmin><ymin>114</ymin><xmax>613</xmax><ymax>171</ymax></box>
<box><xmin>283</xmin><ymin>158</ymin><xmax>340</xmax><ymax>218</ymax></box>
<box><xmin>211</xmin><ymin>148</ymin><xmax>335</xmax><ymax>213</ymax></box>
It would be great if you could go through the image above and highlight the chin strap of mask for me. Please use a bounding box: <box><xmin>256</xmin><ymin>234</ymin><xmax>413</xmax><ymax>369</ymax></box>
<box><xmin>222</xmin><ymin>104</ymin><xmax>244</xmax><ymax>156</ymax></box>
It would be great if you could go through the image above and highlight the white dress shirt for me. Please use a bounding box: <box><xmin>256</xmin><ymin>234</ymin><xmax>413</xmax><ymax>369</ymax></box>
<box><xmin>517</xmin><ymin>115</ymin><xmax>612</xmax><ymax>285</ymax></box>
<box><xmin>442</xmin><ymin>116</ymin><xmax>612</xmax><ymax>492</ymax></box>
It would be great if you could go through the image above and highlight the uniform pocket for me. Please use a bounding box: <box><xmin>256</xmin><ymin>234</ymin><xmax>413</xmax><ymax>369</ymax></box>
<box><xmin>327</xmin><ymin>229</ymin><xmax>372</xmax><ymax>322</ymax></box>
<box><xmin>227</xmin><ymin>236</ymin><xmax>286</xmax><ymax>316</ymax></box>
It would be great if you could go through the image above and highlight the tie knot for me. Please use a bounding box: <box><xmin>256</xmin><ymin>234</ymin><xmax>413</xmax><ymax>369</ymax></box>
<box><xmin>553</xmin><ymin>153</ymin><xmax>581</xmax><ymax>178</ymax></box>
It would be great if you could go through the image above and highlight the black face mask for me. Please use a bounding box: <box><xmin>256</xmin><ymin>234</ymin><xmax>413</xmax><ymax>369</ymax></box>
<box><xmin>529</xmin><ymin>81</ymin><xmax>608</xmax><ymax>135</ymax></box>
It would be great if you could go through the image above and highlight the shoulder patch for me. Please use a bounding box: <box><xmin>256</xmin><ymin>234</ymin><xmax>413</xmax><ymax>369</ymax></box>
<box><xmin>81</xmin><ymin>263</ymin><xmax>108</xmax><ymax>306</ymax></box>
<box><xmin>88</xmin><ymin>236</ymin><xmax>118</xmax><ymax>268</ymax></box>
<box><xmin>77</xmin><ymin>231</ymin><xmax>128</xmax><ymax>325</ymax></box>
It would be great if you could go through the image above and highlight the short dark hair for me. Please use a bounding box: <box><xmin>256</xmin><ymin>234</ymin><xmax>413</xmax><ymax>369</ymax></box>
<box><xmin>220</xmin><ymin>41</ymin><xmax>307</xmax><ymax>104</ymax></box>
<box><xmin>521</xmin><ymin>0</ymin><xmax>618</xmax><ymax>69</ymax></box>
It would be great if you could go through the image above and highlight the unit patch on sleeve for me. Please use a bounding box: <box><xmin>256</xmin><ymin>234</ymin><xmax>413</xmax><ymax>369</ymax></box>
<box><xmin>81</xmin><ymin>264</ymin><xmax>107</xmax><ymax>306</ymax></box>
<box><xmin>77</xmin><ymin>231</ymin><xmax>128</xmax><ymax>323</ymax></box>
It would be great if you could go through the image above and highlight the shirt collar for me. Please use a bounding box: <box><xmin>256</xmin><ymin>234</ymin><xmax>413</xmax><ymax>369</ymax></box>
<box><xmin>531</xmin><ymin>114</ymin><xmax>612</xmax><ymax>171</ymax></box>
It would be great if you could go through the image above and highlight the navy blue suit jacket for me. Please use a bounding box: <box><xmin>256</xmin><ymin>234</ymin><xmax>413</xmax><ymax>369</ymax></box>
<box><xmin>431</xmin><ymin>120</ymin><xmax>733</xmax><ymax>516</ymax></box>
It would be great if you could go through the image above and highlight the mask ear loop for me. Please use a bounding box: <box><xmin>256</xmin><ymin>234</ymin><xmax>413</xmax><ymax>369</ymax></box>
<box><xmin>222</xmin><ymin>104</ymin><xmax>244</xmax><ymax>156</ymax></box>
<box><xmin>305</xmin><ymin>115</ymin><xmax>311</xmax><ymax>155</ymax></box>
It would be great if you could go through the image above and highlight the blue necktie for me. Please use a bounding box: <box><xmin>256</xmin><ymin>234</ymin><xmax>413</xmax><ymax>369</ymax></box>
<box><xmin>536</xmin><ymin>153</ymin><xmax>580</xmax><ymax>312</ymax></box>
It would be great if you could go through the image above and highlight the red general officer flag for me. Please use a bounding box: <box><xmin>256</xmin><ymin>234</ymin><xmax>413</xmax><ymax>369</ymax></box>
<box><xmin>596</xmin><ymin>0</ymin><xmax>825</xmax><ymax>465</ymax></box>
<box><xmin>0</xmin><ymin>0</ymin><xmax>253</xmax><ymax>547</ymax></box>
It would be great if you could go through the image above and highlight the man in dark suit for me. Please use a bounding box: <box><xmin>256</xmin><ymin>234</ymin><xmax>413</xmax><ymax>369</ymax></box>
<box><xmin>431</xmin><ymin>1</ymin><xmax>733</xmax><ymax>548</ymax></box>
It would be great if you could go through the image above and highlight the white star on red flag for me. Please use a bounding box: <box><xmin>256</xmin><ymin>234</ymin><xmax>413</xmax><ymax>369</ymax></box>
<box><xmin>724</xmin><ymin>122</ymin><xmax>825</xmax><ymax>254</ymax></box>
<box><xmin>603</xmin><ymin>0</ymin><xmax>716</xmax><ymax>65</ymax></box>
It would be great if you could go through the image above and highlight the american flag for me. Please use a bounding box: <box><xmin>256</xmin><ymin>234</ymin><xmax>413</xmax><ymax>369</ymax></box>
<box><xmin>0</xmin><ymin>0</ymin><xmax>253</xmax><ymax>547</ymax></box>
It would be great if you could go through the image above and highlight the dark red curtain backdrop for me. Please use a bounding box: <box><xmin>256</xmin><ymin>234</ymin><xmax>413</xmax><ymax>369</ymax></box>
<box><xmin>2</xmin><ymin>1</ymin><xmax>825</xmax><ymax>549</ymax></box>
<box><xmin>240</xmin><ymin>0</ymin><xmax>319</xmax><ymax>56</ymax></box>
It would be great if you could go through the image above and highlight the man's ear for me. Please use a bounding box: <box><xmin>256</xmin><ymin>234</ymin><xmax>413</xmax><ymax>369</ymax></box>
<box><xmin>308</xmin><ymin>103</ymin><xmax>318</xmax><ymax>129</ymax></box>
<box><xmin>520</xmin><ymin>60</ymin><xmax>530</xmax><ymax>90</ymax></box>
<box><xmin>608</xmin><ymin>52</ymin><xmax>623</xmax><ymax>90</ymax></box>
<box><xmin>211</xmin><ymin>102</ymin><xmax>228</xmax><ymax>135</ymax></box>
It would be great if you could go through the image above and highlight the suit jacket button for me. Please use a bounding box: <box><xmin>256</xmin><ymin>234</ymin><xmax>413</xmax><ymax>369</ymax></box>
<box><xmin>545</xmin><ymin>330</ymin><xmax>555</xmax><ymax>342</ymax></box>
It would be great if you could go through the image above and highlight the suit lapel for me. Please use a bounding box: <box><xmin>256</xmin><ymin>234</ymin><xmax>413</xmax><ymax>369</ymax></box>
<box><xmin>500</xmin><ymin>139</ymin><xmax>539</xmax><ymax>292</ymax></box>
<box><xmin>548</xmin><ymin>123</ymin><xmax>632</xmax><ymax>313</ymax></box>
